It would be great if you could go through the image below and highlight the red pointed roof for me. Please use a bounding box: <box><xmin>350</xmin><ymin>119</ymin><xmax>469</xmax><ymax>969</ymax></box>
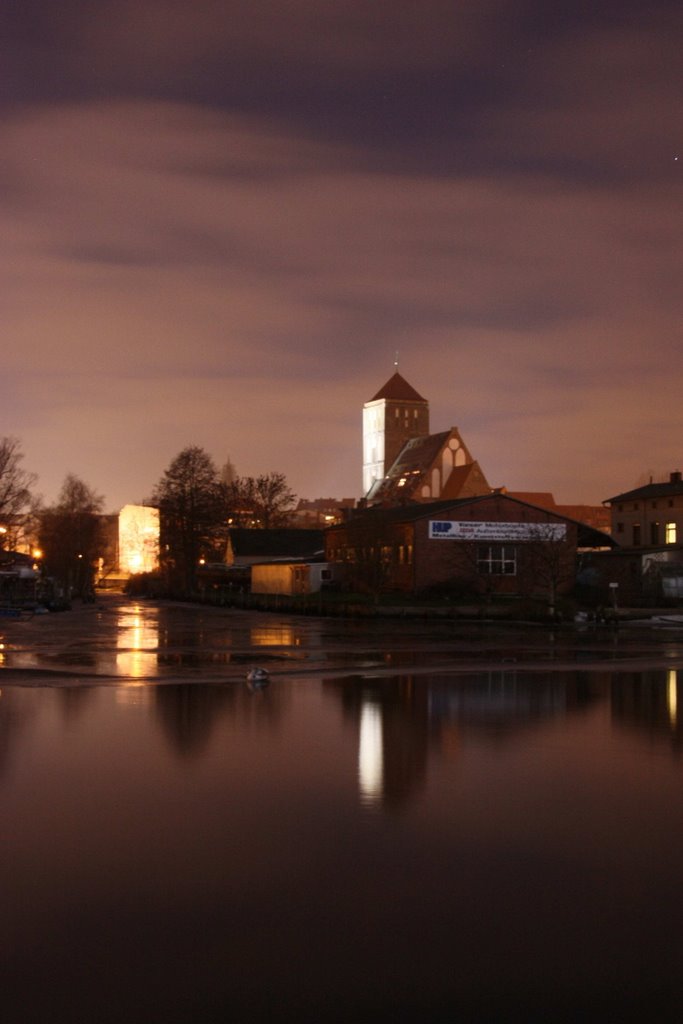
<box><xmin>370</xmin><ymin>371</ymin><xmax>427</xmax><ymax>403</ymax></box>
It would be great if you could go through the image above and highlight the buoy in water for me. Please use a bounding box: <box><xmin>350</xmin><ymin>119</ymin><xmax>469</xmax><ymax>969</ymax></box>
<box><xmin>246</xmin><ymin>667</ymin><xmax>270</xmax><ymax>689</ymax></box>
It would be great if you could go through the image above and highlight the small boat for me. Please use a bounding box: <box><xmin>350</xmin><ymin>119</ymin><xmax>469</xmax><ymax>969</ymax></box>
<box><xmin>246</xmin><ymin>667</ymin><xmax>270</xmax><ymax>690</ymax></box>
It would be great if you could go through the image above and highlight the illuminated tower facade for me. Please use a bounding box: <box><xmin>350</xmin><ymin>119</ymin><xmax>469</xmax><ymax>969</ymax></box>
<box><xmin>362</xmin><ymin>371</ymin><xmax>429</xmax><ymax>497</ymax></box>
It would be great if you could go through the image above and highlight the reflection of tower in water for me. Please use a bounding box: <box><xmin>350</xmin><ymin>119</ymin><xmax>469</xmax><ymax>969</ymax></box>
<box><xmin>326</xmin><ymin>676</ymin><xmax>430</xmax><ymax>811</ymax></box>
<box><xmin>358</xmin><ymin>698</ymin><xmax>384</xmax><ymax>806</ymax></box>
<box><xmin>350</xmin><ymin>669</ymin><xmax>602</xmax><ymax>809</ymax></box>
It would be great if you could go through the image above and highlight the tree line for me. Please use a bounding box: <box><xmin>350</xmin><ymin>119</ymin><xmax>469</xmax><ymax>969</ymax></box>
<box><xmin>152</xmin><ymin>445</ymin><xmax>296</xmax><ymax>595</ymax></box>
<box><xmin>0</xmin><ymin>437</ymin><xmax>296</xmax><ymax>599</ymax></box>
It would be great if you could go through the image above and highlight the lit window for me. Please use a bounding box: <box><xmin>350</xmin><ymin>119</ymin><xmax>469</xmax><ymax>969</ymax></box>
<box><xmin>477</xmin><ymin>545</ymin><xmax>516</xmax><ymax>575</ymax></box>
<box><xmin>397</xmin><ymin>477</ymin><xmax>407</xmax><ymax>487</ymax></box>
<box><xmin>666</xmin><ymin>522</ymin><xmax>677</xmax><ymax>544</ymax></box>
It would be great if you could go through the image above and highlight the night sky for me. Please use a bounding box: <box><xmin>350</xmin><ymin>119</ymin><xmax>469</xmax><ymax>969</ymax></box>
<box><xmin>3</xmin><ymin>1</ymin><xmax>681</xmax><ymax>510</ymax></box>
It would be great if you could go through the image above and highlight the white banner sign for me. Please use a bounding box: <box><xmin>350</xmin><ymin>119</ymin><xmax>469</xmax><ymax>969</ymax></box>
<box><xmin>429</xmin><ymin>520</ymin><xmax>567</xmax><ymax>542</ymax></box>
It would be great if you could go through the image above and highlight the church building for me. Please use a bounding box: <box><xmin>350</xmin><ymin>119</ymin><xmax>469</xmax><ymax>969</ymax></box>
<box><xmin>362</xmin><ymin>370</ymin><xmax>430</xmax><ymax>497</ymax></box>
<box><xmin>363</xmin><ymin>369</ymin><xmax>490</xmax><ymax>505</ymax></box>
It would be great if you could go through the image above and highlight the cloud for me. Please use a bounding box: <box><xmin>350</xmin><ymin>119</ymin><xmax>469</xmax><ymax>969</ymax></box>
<box><xmin>2</xmin><ymin>0</ymin><xmax>682</xmax><ymax>509</ymax></box>
<box><xmin>75</xmin><ymin>0</ymin><xmax>513</xmax><ymax>76</ymax></box>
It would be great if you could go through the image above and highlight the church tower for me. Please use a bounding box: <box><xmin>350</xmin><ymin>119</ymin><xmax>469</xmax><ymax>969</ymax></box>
<box><xmin>362</xmin><ymin>370</ymin><xmax>429</xmax><ymax>497</ymax></box>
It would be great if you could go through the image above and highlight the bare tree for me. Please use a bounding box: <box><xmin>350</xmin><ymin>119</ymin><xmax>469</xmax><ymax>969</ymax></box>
<box><xmin>521</xmin><ymin>523</ymin><xmax>575</xmax><ymax>617</ymax></box>
<box><xmin>226</xmin><ymin>472</ymin><xmax>296</xmax><ymax>529</ymax></box>
<box><xmin>225</xmin><ymin>475</ymin><xmax>258</xmax><ymax>527</ymax></box>
<box><xmin>152</xmin><ymin>446</ymin><xmax>228</xmax><ymax>594</ymax></box>
<box><xmin>39</xmin><ymin>474</ymin><xmax>105</xmax><ymax>597</ymax></box>
<box><xmin>0</xmin><ymin>437</ymin><xmax>37</xmax><ymax>549</ymax></box>
<box><xmin>252</xmin><ymin>472</ymin><xmax>297</xmax><ymax>528</ymax></box>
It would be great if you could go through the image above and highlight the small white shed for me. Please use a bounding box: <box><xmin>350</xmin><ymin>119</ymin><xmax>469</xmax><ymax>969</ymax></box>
<box><xmin>251</xmin><ymin>562</ymin><xmax>339</xmax><ymax>596</ymax></box>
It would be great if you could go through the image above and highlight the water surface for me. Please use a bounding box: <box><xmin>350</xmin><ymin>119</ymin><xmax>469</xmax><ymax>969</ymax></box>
<box><xmin>2</xmin><ymin>598</ymin><xmax>683</xmax><ymax>1021</ymax></box>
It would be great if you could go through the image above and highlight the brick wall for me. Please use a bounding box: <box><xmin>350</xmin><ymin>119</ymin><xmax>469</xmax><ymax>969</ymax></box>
<box><xmin>413</xmin><ymin>495</ymin><xmax>578</xmax><ymax>595</ymax></box>
<box><xmin>327</xmin><ymin>495</ymin><xmax>580</xmax><ymax>597</ymax></box>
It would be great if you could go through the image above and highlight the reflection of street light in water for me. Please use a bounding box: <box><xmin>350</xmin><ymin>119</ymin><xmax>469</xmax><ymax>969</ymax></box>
<box><xmin>358</xmin><ymin>697</ymin><xmax>384</xmax><ymax>807</ymax></box>
<box><xmin>251</xmin><ymin>626</ymin><xmax>299</xmax><ymax>646</ymax></box>
<box><xmin>116</xmin><ymin>605</ymin><xmax>158</xmax><ymax>682</ymax></box>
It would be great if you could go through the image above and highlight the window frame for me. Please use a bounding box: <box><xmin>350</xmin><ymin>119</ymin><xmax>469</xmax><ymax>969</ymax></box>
<box><xmin>477</xmin><ymin>544</ymin><xmax>517</xmax><ymax>576</ymax></box>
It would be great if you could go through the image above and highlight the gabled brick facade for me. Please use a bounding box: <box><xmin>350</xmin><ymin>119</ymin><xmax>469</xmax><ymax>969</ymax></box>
<box><xmin>326</xmin><ymin>494</ymin><xmax>609</xmax><ymax>598</ymax></box>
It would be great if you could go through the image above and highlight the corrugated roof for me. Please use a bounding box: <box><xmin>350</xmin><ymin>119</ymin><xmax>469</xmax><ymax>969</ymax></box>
<box><xmin>369</xmin><ymin>372</ymin><xmax>427</xmax><ymax>403</ymax></box>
